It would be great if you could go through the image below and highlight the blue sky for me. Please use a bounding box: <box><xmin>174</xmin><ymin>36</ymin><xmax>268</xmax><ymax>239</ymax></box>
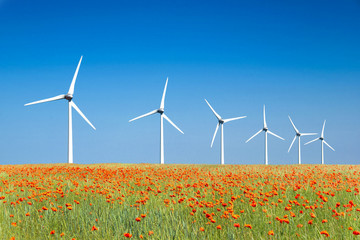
<box><xmin>0</xmin><ymin>0</ymin><xmax>359</xmax><ymax>165</ymax></box>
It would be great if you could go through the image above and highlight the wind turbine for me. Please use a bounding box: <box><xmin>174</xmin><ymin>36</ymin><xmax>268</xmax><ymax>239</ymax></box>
<box><xmin>204</xmin><ymin>99</ymin><xmax>246</xmax><ymax>165</ymax></box>
<box><xmin>24</xmin><ymin>56</ymin><xmax>96</xmax><ymax>164</ymax></box>
<box><xmin>246</xmin><ymin>105</ymin><xmax>284</xmax><ymax>165</ymax></box>
<box><xmin>287</xmin><ymin>116</ymin><xmax>317</xmax><ymax>164</ymax></box>
<box><xmin>129</xmin><ymin>78</ymin><xmax>184</xmax><ymax>164</ymax></box>
<box><xmin>304</xmin><ymin>120</ymin><xmax>335</xmax><ymax>164</ymax></box>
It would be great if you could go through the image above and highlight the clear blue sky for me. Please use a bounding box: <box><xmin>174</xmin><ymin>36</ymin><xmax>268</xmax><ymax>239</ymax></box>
<box><xmin>0</xmin><ymin>0</ymin><xmax>359</xmax><ymax>165</ymax></box>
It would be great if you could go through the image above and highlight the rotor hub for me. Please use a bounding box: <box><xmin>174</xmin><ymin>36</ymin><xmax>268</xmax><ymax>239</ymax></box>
<box><xmin>219</xmin><ymin>119</ymin><xmax>224</xmax><ymax>124</ymax></box>
<box><xmin>263</xmin><ymin>127</ymin><xmax>268</xmax><ymax>131</ymax></box>
<box><xmin>157</xmin><ymin>108</ymin><xmax>164</xmax><ymax>114</ymax></box>
<box><xmin>65</xmin><ymin>94</ymin><xmax>73</xmax><ymax>101</ymax></box>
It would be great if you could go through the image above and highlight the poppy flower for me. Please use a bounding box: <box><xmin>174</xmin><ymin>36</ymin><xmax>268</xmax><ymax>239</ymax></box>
<box><xmin>124</xmin><ymin>233</ymin><xmax>132</xmax><ymax>238</ymax></box>
<box><xmin>320</xmin><ymin>231</ymin><xmax>329</xmax><ymax>237</ymax></box>
<box><xmin>244</xmin><ymin>224</ymin><xmax>252</xmax><ymax>229</ymax></box>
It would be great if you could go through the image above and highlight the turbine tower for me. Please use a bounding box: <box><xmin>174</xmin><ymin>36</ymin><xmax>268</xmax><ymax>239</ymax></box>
<box><xmin>304</xmin><ymin>120</ymin><xmax>335</xmax><ymax>164</ymax></box>
<box><xmin>204</xmin><ymin>99</ymin><xmax>246</xmax><ymax>165</ymax></box>
<box><xmin>287</xmin><ymin>116</ymin><xmax>317</xmax><ymax>164</ymax></box>
<box><xmin>25</xmin><ymin>56</ymin><xmax>96</xmax><ymax>164</ymax></box>
<box><xmin>129</xmin><ymin>78</ymin><xmax>184</xmax><ymax>164</ymax></box>
<box><xmin>246</xmin><ymin>105</ymin><xmax>284</xmax><ymax>165</ymax></box>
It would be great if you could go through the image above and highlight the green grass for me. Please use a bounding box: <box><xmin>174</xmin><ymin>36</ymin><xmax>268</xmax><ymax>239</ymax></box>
<box><xmin>0</xmin><ymin>164</ymin><xmax>359</xmax><ymax>239</ymax></box>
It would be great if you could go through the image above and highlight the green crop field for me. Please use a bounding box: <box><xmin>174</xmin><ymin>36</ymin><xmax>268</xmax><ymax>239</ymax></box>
<box><xmin>0</xmin><ymin>164</ymin><xmax>359</xmax><ymax>239</ymax></box>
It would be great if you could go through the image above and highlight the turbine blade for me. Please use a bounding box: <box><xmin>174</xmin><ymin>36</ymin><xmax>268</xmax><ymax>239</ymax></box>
<box><xmin>204</xmin><ymin>99</ymin><xmax>221</xmax><ymax>120</ymax></box>
<box><xmin>211</xmin><ymin>123</ymin><xmax>220</xmax><ymax>148</ymax></box>
<box><xmin>163</xmin><ymin>114</ymin><xmax>184</xmax><ymax>134</ymax></box>
<box><xmin>323</xmin><ymin>140</ymin><xmax>335</xmax><ymax>151</ymax></box>
<box><xmin>288</xmin><ymin>136</ymin><xmax>297</xmax><ymax>152</ymax></box>
<box><xmin>263</xmin><ymin>105</ymin><xmax>267</xmax><ymax>128</ymax></box>
<box><xmin>321</xmin><ymin>120</ymin><xmax>326</xmax><ymax>138</ymax></box>
<box><xmin>68</xmin><ymin>56</ymin><xmax>83</xmax><ymax>95</ymax></box>
<box><xmin>301</xmin><ymin>133</ymin><xmax>317</xmax><ymax>136</ymax></box>
<box><xmin>24</xmin><ymin>94</ymin><xmax>66</xmax><ymax>106</ymax></box>
<box><xmin>160</xmin><ymin>77</ymin><xmax>168</xmax><ymax>109</ymax></box>
<box><xmin>268</xmin><ymin>130</ymin><xmax>285</xmax><ymax>140</ymax></box>
<box><xmin>71</xmin><ymin>101</ymin><xmax>96</xmax><ymax>130</ymax></box>
<box><xmin>223</xmin><ymin>116</ymin><xmax>247</xmax><ymax>123</ymax></box>
<box><xmin>129</xmin><ymin>109</ymin><xmax>158</xmax><ymax>122</ymax></box>
<box><xmin>288</xmin><ymin>116</ymin><xmax>299</xmax><ymax>133</ymax></box>
<box><xmin>304</xmin><ymin>138</ymin><xmax>319</xmax><ymax>145</ymax></box>
<box><xmin>246</xmin><ymin>129</ymin><xmax>263</xmax><ymax>143</ymax></box>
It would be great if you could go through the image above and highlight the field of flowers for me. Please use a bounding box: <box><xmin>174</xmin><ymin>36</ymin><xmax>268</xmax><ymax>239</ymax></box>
<box><xmin>0</xmin><ymin>164</ymin><xmax>359</xmax><ymax>239</ymax></box>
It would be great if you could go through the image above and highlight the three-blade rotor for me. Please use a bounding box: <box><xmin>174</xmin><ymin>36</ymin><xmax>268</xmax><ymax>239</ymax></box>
<box><xmin>288</xmin><ymin>116</ymin><xmax>316</xmax><ymax>152</ymax></box>
<box><xmin>129</xmin><ymin>78</ymin><xmax>184</xmax><ymax>134</ymax></box>
<box><xmin>246</xmin><ymin>105</ymin><xmax>284</xmax><ymax>143</ymax></box>
<box><xmin>24</xmin><ymin>56</ymin><xmax>96</xmax><ymax>130</ymax></box>
<box><xmin>304</xmin><ymin>120</ymin><xmax>335</xmax><ymax>151</ymax></box>
<box><xmin>205</xmin><ymin>99</ymin><xmax>246</xmax><ymax>147</ymax></box>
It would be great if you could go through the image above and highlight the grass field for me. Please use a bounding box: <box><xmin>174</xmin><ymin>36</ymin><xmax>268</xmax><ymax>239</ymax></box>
<box><xmin>0</xmin><ymin>164</ymin><xmax>359</xmax><ymax>239</ymax></box>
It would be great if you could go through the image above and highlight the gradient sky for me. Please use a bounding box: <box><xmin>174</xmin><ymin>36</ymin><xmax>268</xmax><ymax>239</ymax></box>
<box><xmin>0</xmin><ymin>0</ymin><xmax>359</xmax><ymax>165</ymax></box>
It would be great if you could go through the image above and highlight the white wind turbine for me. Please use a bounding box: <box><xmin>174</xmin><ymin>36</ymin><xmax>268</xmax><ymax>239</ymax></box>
<box><xmin>204</xmin><ymin>99</ymin><xmax>246</xmax><ymax>165</ymax></box>
<box><xmin>304</xmin><ymin>120</ymin><xmax>335</xmax><ymax>164</ymax></box>
<box><xmin>246</xmin><ymin>105</ymin><xmax>284</xmax><ymax>165</ymax></box>
<box><xmin>24</xmin><ymin>56</ymin><xmax>96</xmax><ymax>164</ymax></box>
<box><xmin>129</xmin><ymin>78</ymin><xmax>184</xmax><ymax>164</ymax></box>
<box><xmin>287</xmin><ymin>116</ymin><xmax>317</xmax><ymax>164</ymax></box>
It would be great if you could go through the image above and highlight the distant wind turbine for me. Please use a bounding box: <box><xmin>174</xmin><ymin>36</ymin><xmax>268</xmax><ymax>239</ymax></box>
<box><xmin>129</xmin><ymin>78</ymin><xmax>184</xmax><ymax>164</ymax></box>
<box><xmin>204</xmin><ymin>99</ymin><xmax>246</xmax><ymax>165</ymax></box>
<box><xmin>24</xmin><ymin>56</ymin><xmax>96</xmax><ymax>164</ymax></box>
<box><xmin>246</xmin><ymin>105</ymin><xmax>284</xmax><ymax>165</ymax></box>
<box><xmin>287</xmin><ymin>116</ymin><xmax>317</xmax><ymax>164</ymax></box>
<box><xmin>304</xmin><ymin>120</ymin><xmax>335</xmax><ymax>164</ymax></box>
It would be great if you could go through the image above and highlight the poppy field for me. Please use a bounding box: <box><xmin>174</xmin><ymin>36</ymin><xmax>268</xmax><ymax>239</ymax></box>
<box><xmin>0</xmin><ymin>164</ymin><xmax>359</xmax><ymax>239</ymax></box>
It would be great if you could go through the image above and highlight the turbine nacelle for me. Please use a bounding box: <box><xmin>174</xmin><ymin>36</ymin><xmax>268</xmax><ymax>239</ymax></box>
<box><xmin>157</xmin><ymin>108</ymin><xmax>164</xmax><ymax>114</ymax></box>
<box><xmin>219</xmin><ymin>119</ymin><xmax>224</xmax><ymax>124</ymax></box>
<box><xmin>296</xmin><ymin>132</ymin><xmax>301</xmax><ymax>136</ymax></box>
<box><xmin>65</xmin><ymin>94</ymin><xmax>73</xmax><ymax>101</ymax></box>
<box><xmin>263</xmin><ymin>127</ymin><xmax>268</xmax><ymax>131</ymax></box>
<box><xmin>320</xmin><ymin>137</ymin><xmax>324</xmax><ymax>140</ymax></box>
